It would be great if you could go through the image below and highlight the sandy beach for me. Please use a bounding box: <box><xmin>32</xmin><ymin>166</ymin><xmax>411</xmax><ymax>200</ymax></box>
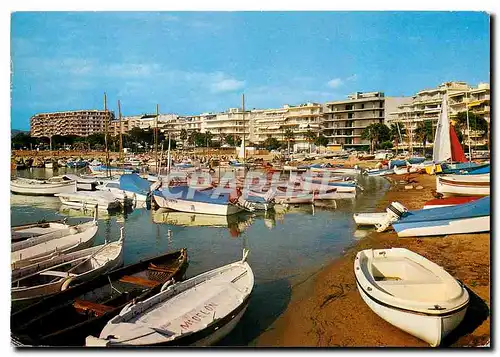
<box><xmin>256</xmin><ymin>174</ymin><xmax>490</xmax><ymax>347</ymax></box>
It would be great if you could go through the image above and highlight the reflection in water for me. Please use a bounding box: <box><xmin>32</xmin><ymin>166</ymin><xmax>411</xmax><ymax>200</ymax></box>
<box><xmin>10</xmin><ymin>171</ymin><xmax>390</xmax><ymax>346</ymax></box>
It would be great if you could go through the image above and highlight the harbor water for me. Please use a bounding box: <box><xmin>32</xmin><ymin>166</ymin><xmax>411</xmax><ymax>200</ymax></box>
<box><xmin>11</xmin><ymin>168</ymin><xmax>390</xmax><ymax>346</ymax></box>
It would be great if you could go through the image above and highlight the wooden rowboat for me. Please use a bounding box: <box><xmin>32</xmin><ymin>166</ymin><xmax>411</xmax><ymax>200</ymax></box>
<box><xmin>12</xmin><ymin>219</ymin><xmax>68</xmax><ymax>243</ymax></box>
<box><xmin>86</xmin><ymin>250</ymin><xmax>253</xmax><ymax>347</ymax></box>
<box><xmin>11</xmin><ymin>248</ymin><xmax>188</xmax><ymax>346</ymax></box>
<box><xmin>436</xmin><ymin>174</ymin><xmax>490</xmax><ymax>197</ymax></box>
<box><xmin>355</xmin><ymin>248</ymin><xmax>469</xmax><ymax>346</ymax></box>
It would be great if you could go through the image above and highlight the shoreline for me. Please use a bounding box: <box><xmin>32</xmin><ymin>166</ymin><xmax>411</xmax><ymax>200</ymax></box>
<box><xmin>256</xmin><ymin>174</ymin><xmax>490</xmax><ymax>347</ymax></box>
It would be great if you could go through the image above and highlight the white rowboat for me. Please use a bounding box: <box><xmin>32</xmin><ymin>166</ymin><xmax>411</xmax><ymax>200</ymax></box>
<box><xmin>11</xmin><ymin>178</ymin><xmax>77</xmax><ymax>196</ymax></box>
<box><xmin>86</xmin><ymin>250</ymin><xmax>254</xmax><ymax>347</ymax></box>
<box><xmin>355</xmin><ymin>248</ymin><xmax>469</xmax><ymax>346</ymax></box>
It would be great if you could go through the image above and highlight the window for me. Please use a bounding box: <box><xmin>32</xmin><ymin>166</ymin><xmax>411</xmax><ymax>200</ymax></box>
<box><xmin>348</xmin><ymin>113</ymin><xmax>353</xmax><ymax>119</ymax></box>
<box><xmin>360</xmin><ymin>103</ymin><xmax>365</xmax><ymax>109</ymax></box>
<box><xmin>346</xmin><ymin>104</ymin><xmax>353</xmax><ymax>110</ymax></box>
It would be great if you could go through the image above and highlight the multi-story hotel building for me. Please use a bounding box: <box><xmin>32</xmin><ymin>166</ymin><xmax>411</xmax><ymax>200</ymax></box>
<box><xmin>389</xmin><ymin>82</ymin><xmax>490</xmax><ymax>148</ymax></box>
<box><xmin>322</xmin><ymin>92</ymin><xmax>412</xmax><ymax>148</ymax></box>
<box><xmin>109</xmin><ymin>114</ymin><xmax>178</xmax><ymax>136</ymax></box>
<box><xmin>30</xmin><ymin>110</ymin><xmax>115</xmax><ymax>137</ymax></box>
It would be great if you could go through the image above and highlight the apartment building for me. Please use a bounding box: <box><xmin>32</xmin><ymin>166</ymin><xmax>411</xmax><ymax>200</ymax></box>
<box><xmin>30</xmin><ymin>110</ymin><xmax>115</xmax><ymax>137</ymax></box>
<box><xmin>109</xmin><ymin>114</ymin><xmax>178</xmax><ymax>136</ymax></box>
<box><xmin>390</xmin><ymin>82</ymin><xmax>490</xmax><ymax>148</ymax></box>
<box><xmin>203</xmin><ymin>108</ymin><xmax>253</xmax><ymax>143</ymax></box>
<box><xmin>322</xmin><ymin>92</ymin><xmax>411</xmax><ymax>148</ymax></box>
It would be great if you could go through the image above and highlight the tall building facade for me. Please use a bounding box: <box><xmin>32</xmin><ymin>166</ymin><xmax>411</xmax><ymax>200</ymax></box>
<box><xmin>30</xmin><ymin>110</ymin><xmax>115</xmax><ymax>137</ymax></box>
<box><xmin>322</xmin><ymin>92</ymin><xmax>412</xmax><ymax>147</ymax></box>
<box><xmin>389</xmin><ymin>81</ymin><xmax>490</xmax><ymax>148</ymax></box>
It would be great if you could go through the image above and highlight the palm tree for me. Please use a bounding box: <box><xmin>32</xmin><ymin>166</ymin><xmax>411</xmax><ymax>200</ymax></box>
<box><xmin>455</xmin><ymin>111</ymin><xmax>489</xmax><ymax>150</ymax></box>
<box><xmin>361</xmin><ymin>123</ymin><xmax>391</xmax><ymax>154</ymax></box>
<box><xmin>414</xmin><ymin>121</ymin><xmax>433</xmax><ymax>156</ymax></box>
<box><xmin>304</xmin><ymin>128</ymin><xmax>317</xmax><ymax>154</ymax></box>
<box><xmin>389</xmin><ymin>123</ymin><xmax>406</xmax><ymax>155</ymax></box>
<box><xmin>284</xmin><ymin>129</ymin><xmax>294</xmax><ymax>154</ymax></box>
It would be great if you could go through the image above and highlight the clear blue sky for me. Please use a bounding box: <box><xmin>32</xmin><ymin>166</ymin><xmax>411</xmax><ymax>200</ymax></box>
<box><xmin>11</xmin><ymin>11</ymin><xmax>490</xmax><ymax>130</ymax></box>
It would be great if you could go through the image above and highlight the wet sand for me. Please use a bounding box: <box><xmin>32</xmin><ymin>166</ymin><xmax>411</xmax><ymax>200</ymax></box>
<box><xmin>257</xmin><ymin>174</ymin><xmax>490</xmax><ymax>347</ymax></box>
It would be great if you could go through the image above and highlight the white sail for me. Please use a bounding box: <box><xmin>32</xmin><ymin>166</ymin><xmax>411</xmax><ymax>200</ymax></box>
<box><xmin>433</xmin><ymin>94</ymin><xmax>452</xmax><ymax>162</ymax></box>
<box><xmin>237</xmin><ymin>139</ymin><xmax>245</xmax><ymax>159</ymax></box>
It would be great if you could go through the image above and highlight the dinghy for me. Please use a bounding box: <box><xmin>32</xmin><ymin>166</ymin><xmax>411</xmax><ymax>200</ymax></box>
<box><xmin>436</xmin><ymin>174</ymin><xmax>490</xmax><ymax>197</ymax></box>
<box><xmin>153</xmin><ymin>186</ymin><xmax>243</xmax><ymax>216</ymax></box>
<box><xmin>12</xmin><ymin>231</ymin><xmax>125</xmax><ymax>311</ymax></box>
<box><xmin>56</xmin><ymin>191</ymin><xmax>122</xmax><ymax>210</ymax></box>
<box><xmin>11</xmin><ymin>177</ymin><xmax>77</xmax><ymax>196</ymax></box>
<box><xmin>86</xmin><ymin>250</ymin><xmax>254</xmax><ymax>347</ymax></box>
<box><xmin>55</xmin><ymin>174</ymin><xmax>99</xmax><ymax>191</ymax></box>
<box><xmin>354</xmin><ymin>248</ymin><xmax>469</xmax><ymax>346</ymax></box>
<box><xmin>353</xmin><ymin>212</ymin><xmax>387</xmax><ymax>226</ymax></box>
<box><xmin>12</xmin><ymin>219</ymin><xmax>69</xmax><ymax>243</ymax></box>
<box><xmin>423</xmin><ymin>196</ymin><xmax>481</xmax><ymax>209</ymax></box>
<box><xmin>12</xmin><ymin>212</ymin><xmax>99</xmax><ymax>269</ymax></box>
<box><xmin>11</xmin><ymin>249</ymin><xmax>188</xmax><ymax>347</ymax></box>
<box><xmin>391</xmin><ymin>196</ymin><xmax>490</xmax><ymax>237</ymax></box>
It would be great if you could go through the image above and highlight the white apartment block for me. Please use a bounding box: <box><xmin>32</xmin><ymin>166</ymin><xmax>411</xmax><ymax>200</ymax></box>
<box><xmin>252</xmin><ymin>102</ymin><xmax>322</xmax><ymax>150</ymax></box>
<box><xmin>322</xmin><ymin>92</ymin><xmax>411</xmax><ymax>147</ymax></box>
<box><xmin>389</xmin><ymin>81</ymin><xmax>490</xmax><ymax>148</ymax></box>
<box><xmin>203</xmin><ymin>108</ymin><xmax>253</xmax><ymax>143</ymax></box>
<box><xmin>110</xmin><ymin>114</ymin><xmax>178</xmax><ymax>136</ymax></box>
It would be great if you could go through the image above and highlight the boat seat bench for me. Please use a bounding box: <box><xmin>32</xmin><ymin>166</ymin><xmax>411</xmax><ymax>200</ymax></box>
<box><xmin>73</xmin><ymin>299</ymin><xmax>114</xmax><ymax>316</ymax></box>
<box><xmin>119</xmin><ymin>275</ymin><xmax>161</xmax><ymax>288</ymax></box>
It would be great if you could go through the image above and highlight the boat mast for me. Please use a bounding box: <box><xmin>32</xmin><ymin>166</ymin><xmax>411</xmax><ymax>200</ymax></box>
<box><xmin>167</xmin><ymin>133</ymin><xmax>172</xmax><ymax>175</ymax></box>
<box><xmin>242</xmin><ymin>93</ymin><xmax>246</xmax><ymax>164</ymax></box>
<box><xmin>465</xmin><ymin>89</ymin><xmax>472</xmax><ymax>162</ymax></box>
<box><xmin>155</xmin><ymin>104</ymin><xmax>159</xmax><ymax>174</ymax></box>
<box><xmin>118</xmin><ymin>99</ymin><xmax>123</xmax><ymax>167</ymax></box>
<box><xmin>104</xmin><ymin>92</ymin><xmax>110</xmax><ymax>178</ymax></box>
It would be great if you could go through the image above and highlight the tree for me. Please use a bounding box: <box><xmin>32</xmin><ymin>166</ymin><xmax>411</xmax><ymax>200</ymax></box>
<box><xmin>361</xmin><ymin>123</ymin><xmax>391</xmax><ymax>153</ymax></box>
<box><xmin>284</xmin><ymin>129</ymin><xmax>294</xmax><ymax>154</ymax></box>
<box><xmin>305</xmin><ymin>129</ymin><xmax>317</xmax><ymax>153</ymax></box>
<box><xmin>205</xmin><ymin>131</ymin><xmax>213</xmax><ymax>147</ymax></box>
<box><xmin>263</xmin><ymin>137</ymin><xmax>281</xmax><ymax>151</ymax></box>
<box><xmin>179</xmin><ymin>128</ymin><xmax>188</xmax><ymax>149</ymax></box>
<box><xmin>455</xmin><ymin>111</ymin><xmax>489</xmax><ymax>149</ymax></box>
<box><xmin>389</xmin><ymin>123</ymin><xmax>406</xmax><ymax>155</ymax></box>
<box><xmin>314</xmin><ymin>134</ymin><xmax>329</xmax><ymax>148</ymax></box>
<box><xmin>414</xmin><ymin>121</ymin><xmax>433</xmax><ymax>154</ymax></box>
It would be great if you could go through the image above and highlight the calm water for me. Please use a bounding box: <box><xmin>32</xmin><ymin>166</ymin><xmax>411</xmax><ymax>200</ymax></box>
<box><xmin>11</xmin><ymin>167</ymin><xmax>390</xmax><ymax>346</ymax></box>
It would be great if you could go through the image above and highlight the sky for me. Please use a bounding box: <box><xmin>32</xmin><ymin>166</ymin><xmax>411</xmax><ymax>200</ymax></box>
<box><xmin>10</xmin><ymin>11</ymin><xmax>490</xmax><ymax>130</ymax></box>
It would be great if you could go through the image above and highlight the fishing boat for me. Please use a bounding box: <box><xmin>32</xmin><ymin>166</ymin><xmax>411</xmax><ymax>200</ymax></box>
<box><xmin>10</xmin><ymin>249</ymin><xmax>188</xmax><ymax>347</ymax></box>
<box><xmin>55</xmin><ymin>191</ymin><xmax>123</xmax><ymax>210</ymax></box>
<box><xmin>436</xmin><ymin>174</ymin><xmax>490</xmax><ymax>197</ymax></box>
<box><xmin>12</xmin><ymin>232</ymin><xmax>125</xmax><ymax>311</ymax></box>
<box><xmin>353</xmin><ymin>212</ymin><xmax>387</xmax><ymax>226</ymax></box>
<box><xmin>119</xmin><ymin>173</ymin><xmax>154</xmax><ymax>205</ymax></box>
<box><xmin>11</xmin><ymin>177</ymin><xmax>77</xmax><ymax>196</ymax></box>
<box><xmin>12</xmin><ymin>213</ymin><xmax>99</xmax><ymax>269</ymax></box>
<box><xmin>86</xmin><ymin>250</ymin><xmax>253</xmax><ymax>347</ymax></box>
<box><xmin>282</xmin><ymin>165</ymin><xmax>308</xmax><ymax>172</ymax></box>
<box><xmin>12</xmin><ymin>219</ymin><xmax>69</xmax><ymax>243</ymax></box>
<box><xmin>364</xmin><ymin>168</ymin><xmax>394</xmax><ymax>177</ymax></box>
<box><xmin>439</xmin><ymin>162</ymin><xmax>489</xmax><ymax>175</ymax></box>
<box><xmin>292</xmin><ymin>178</ymin><xmax>358</xmax><ymax>194</ymax></box>
<box><xmin>153</xmin><ymin>186</ymin><xmax>243</xmax><ymax>216</ymax></box>
<box><xmin>423</xmin><ymin>196</ymin><xmax>481</xmax><ymax>209</ymax></box>
<box><xmin>354</xmin><ymin>248</ymin><xmax>469</xmax><ymax>346</ymax></box>
<box><xmin>66</xmin><ymin>160</ymin><xmax>88</xmax><ymax>169</ymax></box>
<box><xmin>390</xmin><ymin>196</ymin><xmax>490</xmax><ymax>237</ymax></box>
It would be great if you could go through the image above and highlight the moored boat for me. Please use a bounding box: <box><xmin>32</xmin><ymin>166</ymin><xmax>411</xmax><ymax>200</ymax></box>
<box><xmin>423</xmin><ymin>196</ymin><xmax>482</xmax><ymax>209</ymax></box>
<box><xmin>86</xmin><ymin>250</ymin><xmax>253</xmax><ymax>347</ymax></box>
<box><xmin>12</xmin><ymin>219</ymin><xmax>69</xmax><ymax>243</ymax></box>
<box><xmin>56</xmin><ymin>191</ymin><xmax>123</xmax><ymax>210</ymax></box>
<box><xmin>11</xmin><ymin>177</ymin><xmax>77</xmax><ymax>196</ymax></box>
<box><xmin>12</xmin><ymin>213</ymin><xmax>99</xmax><ymax>269</ymax></box>
<box><xmin>12</xmin><ymin>232</ymin><xmax>125</xmax><ymax>311</ymax></box>
<box><xmin>153</xmin><ymin>186</ymin><xmax>243</xmax><ymax>216</ymax></box>
<box><xmin>391</xmin><ymin>196</ymin><xmax>490</xmax><ymax>237</ymax></box>
<box><xmin>354</xmin><ymin>248</ymin><xmax>469</xmax><ymax>346</ymax></box>
<box><xmin>436</xmin><ymin>174</ymin><xmax>490</xmax><ymax>197</ymax></box>
<box><xmin>11</xmin><ymin>248</ymin><xmax>188</xmax><ymax>346</ymax></box>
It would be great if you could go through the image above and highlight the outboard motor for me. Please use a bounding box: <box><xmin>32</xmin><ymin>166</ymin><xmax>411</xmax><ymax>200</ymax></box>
<box><xmin>375</xmin><ymin>201</ymin><xmax>409</xmax><ymax>232</ymax></box>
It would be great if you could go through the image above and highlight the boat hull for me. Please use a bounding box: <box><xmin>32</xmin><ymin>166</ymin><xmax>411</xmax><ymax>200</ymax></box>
<box><xmin>153</xmin><ymin>193</ymin><xmax>242</xmax><ymax>216</ymax></box>
<box><xmin>436</xmin><ymin>176</ymin><xmax>490</xmax><ymax>197</ymax></box>
<box><xmin>356</xmin><ymin>281</ymin><xmax>467</xmax><ymax>346</ymax></box>
<box><xmin>11</xmin><ymin>180</ymin><xmax>77</xmax><ymax>196</ymax></box>
<box><xmin>353</xmin><ymin>212</ymin><xmax>386</xmax><ymax>226</ymax></box>
<box><xmin>393</xmin><ymin>216</ymin><xmax>490</xmax><ymax>237</ymax></box>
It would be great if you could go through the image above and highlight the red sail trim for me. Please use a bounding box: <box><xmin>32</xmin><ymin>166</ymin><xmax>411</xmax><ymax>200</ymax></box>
<box><xmin>449</xmin><ymin>126</ymin><xmax>467</xmax><ymax>163</ymax></box>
